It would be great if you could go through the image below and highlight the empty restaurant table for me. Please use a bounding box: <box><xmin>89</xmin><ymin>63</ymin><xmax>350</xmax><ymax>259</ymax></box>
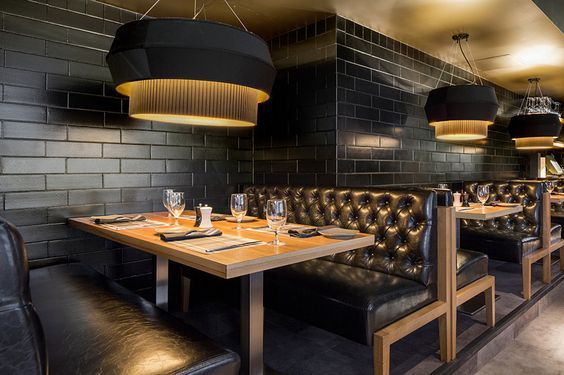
<box><xmin>1</xmin><ymin>0</ymin><xmax>564</xmax><ymax>374</ymax></box>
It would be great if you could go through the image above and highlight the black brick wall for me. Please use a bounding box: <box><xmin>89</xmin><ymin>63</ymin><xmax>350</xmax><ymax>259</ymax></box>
<box><xmin>0</xmin><ymin>0</ymin><xmax>252</xmax><ymax>295</ymax></box>
<box><xmin>254</xmin><ymin>17</ymin><xmax>338</xmax><ymax>187</ymax></box>
<box><xmin>256</xmin><ymin>16</ymin><xmax>525</xmax><ymax>187</ymax></box>
<box><xmin>335</xmin><ymin>17</ymin><xmax>523</xmax><ymax>186</ymax></box>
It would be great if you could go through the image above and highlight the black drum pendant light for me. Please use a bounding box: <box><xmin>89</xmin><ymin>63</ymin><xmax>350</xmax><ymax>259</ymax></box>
<box><xmin>106</xmin><ymin>1</ymin><xmax>275</xmax><ymax>127</ymax></box>
<box><xmin>425</xmin><ymin>33</ymin><xmax>499</xmax><ymax>141</ymax></box>
<box><xmin>508</xmin><ymin>78</ymin><xmax>562</xmax><ymax>150</ymax></box>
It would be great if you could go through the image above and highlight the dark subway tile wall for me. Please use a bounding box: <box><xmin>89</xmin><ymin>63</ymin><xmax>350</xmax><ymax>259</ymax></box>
<box><xmin>0</xmin><ymin>0</ymin><xmax>252</xmax><ymax>293</ymax></box>
<box><xmin>256</xmin><ymin>16</ymin><xmax>524</xmax><ymax>188</ymax></box>
<box><xmin>255</xmin><ymin>17</ymin><xmax>338</xmax><ymax>187</ymax></box>
<box><xmin>335</xmin><ymin>16</ymin><xmax>524</xmax><ymax>185</ymax></box>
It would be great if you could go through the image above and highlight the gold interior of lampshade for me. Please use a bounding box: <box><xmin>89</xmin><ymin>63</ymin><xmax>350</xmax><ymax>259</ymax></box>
<box><xmin>116</xmin><ymin>79</ymin><xmax>270</xmax><ymax>127</ymax></box>
<box><xmin>430</xmin><ymin>120</ymin><xmax>492</xmax><ymax>140</ymax></box>
<box><xmin>514</xmin><ymin>136</ymin><xmax>556</xmax><ymax>149</ymax></box>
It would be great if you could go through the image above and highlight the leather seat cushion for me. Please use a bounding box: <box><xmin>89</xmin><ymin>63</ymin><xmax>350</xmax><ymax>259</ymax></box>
<box><xmin>265</xmin><ymin>259</ymin><xmax>436</xmax><ymax>346</ymax></box>
<box><xmin>457</xmin><ymin>249</ymin><xmax>488</xmax><ymax>289</ymax></box>
<box><xmin>460</xmin><ymin>224</ymin><xmax>561</xmax><ymax>264</ymax></box>
<box><xmin>30</xmin><ymin>264</ymin><xmax>240</xmax><ymax>375</ymax></box>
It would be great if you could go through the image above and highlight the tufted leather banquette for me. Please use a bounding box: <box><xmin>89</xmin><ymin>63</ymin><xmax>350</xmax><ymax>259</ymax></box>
<box><xmin>460</xmin><ymin>181</ymin><xmax>561</xmax><ymax>263</ymax></box>
<box><xmin>245</xmin><ymin>185</ymin><xmax>438</xmax><ymax>345</ymax></box>
<box><xmin>0</xmin><ymin>217</ymin><xmax>240</xmax><ymax>375</ymax></box>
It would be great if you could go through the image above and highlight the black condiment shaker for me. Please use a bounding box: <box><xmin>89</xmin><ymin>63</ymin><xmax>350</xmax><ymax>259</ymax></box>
<box><xmin>195</xmin><ymin>204</ymin><xmax>202</xmax><ymax>227</ymax></box>
<box><xmin>462</xmin><ymin>191</ymin><xmax>470</xmax><ymax>207</ymax></box>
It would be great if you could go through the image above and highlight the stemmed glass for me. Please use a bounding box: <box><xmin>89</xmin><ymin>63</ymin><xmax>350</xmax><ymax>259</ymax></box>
<box><xmin>163</xmin><ymin>189</ymin><xmax>174</xmax><ymax>218</ymax></box>
<box><xmin>476</xmin><ymin>185</ymin><xmax>489</xmax><ymax>211</ymax></box>
<box><xmin>266</xmin><ymin>199</ymin><xmax>287</xmax><ymax>246</ymax></box>
<box><xmin>168</xmin><ymin>192</ymin><xmax>185</xmax><ymax>228</ymax></box>
<box><xmin>230</xmin><ymin>194</ymin><xmax>248</xmax><ymax>230</ymax></box>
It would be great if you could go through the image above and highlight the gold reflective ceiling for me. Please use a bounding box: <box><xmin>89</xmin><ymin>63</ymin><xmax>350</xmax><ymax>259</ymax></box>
<box><xmin>99</xmin><ymin>0</ymin><xmax>564</xmax><ymax>101</ymax></box>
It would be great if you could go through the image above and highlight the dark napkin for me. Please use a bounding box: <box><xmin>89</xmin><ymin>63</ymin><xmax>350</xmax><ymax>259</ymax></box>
<box><xmin>93</xmin><ymin>214</ymin><xmax>146</xmax><ymax>224</ymax></box>
<box><xmin>160</xmin><ymin>228</ymin><xmax>222</xmax><ymax>242</ymax></box>
<box><xmin>288</xmin><ymin>225</ymin><xmax>338</xmax><ymax>238</ymax></box>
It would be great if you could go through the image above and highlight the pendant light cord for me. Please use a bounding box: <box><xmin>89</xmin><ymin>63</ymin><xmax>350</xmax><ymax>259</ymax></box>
<box><xmin>464</xmin><ymin>38</ymin><xmax>484</xmax><ymax>85</ymax></box>
<box><xmin>140</xmin><ymin>0</ymin><xmax>161</xmax><ymax>19</ymax></box>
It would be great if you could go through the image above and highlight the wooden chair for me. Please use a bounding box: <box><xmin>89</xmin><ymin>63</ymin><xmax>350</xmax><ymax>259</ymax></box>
<box><xmin>452</xmin><ymin>266</ymin><xmax>495</xmax><ymax>357</ymax></box>
<box><xmin>522</xmin><ymin>191</ymin><xmax>564</xmax><ymax>299</ymax></box>
<box><xmin>373</xmin><ymin>206</ymin><xmax>455</xmax><ymax>374</ymax></box>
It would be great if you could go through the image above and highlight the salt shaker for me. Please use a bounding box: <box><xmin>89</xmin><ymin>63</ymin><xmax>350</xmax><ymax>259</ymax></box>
<box><xmin>453</xmin><ymin>192</ymin><xmax>462</xmax><ymax>207</ymax></box>
<box><xmin>199</xmin><ymin>206</ymin><xmax>213</xmax><ymax>229</ymax></box>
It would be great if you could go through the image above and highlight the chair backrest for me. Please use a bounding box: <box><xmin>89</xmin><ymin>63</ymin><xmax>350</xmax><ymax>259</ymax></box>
<box><xmin>0</xmin><ymin>217</ymin><xmax>47</xmax><ymax>375</ymax></box>
<box><xmin>244</xmin><ymin>185</ymin><xmax>437</xmax><ymax>286</ymax></box>
<box><xmin>461</xmin><ymin>180</ymin><xmax>543</xmax><ymax>236</ymax></box>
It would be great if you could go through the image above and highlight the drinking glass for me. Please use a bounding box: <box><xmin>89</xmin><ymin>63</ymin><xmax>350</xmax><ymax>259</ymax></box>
<box><xmin>476</xmin><ymin>185</ymin><xmax>489</xmax><ymax>211</ymax></box>
<box><xmin>168</xmin><ymin>192</ymin><xmax>185</xmax><ymax>227</ymax></box>
<box><xmin>546</xmin><ymin>181</ymin><xmax>555</xmax><ymax>194</ymax></box>
<box><xmin>230</xmin><ymin>193</ymin><xmax>248</xmax><ymax>230</ymax></box>
<box><xmin>163</xmin><ymin>189</ymin><xmax>174</xmax><ymax>217</ymax></box>
<box><xmin>438</xmin><ymin>183</ymin><xmax>449</xmax><ymax>189</ymax></box>
<box><xmin>266</xmin><ymin>199</ymin><xmax>287</xmax><ymax>246</ymax></box>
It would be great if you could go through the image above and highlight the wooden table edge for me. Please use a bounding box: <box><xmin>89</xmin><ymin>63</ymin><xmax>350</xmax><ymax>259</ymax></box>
<box><xmin>68</xmin><ymin>217</ymin><xmax>375</xmax><ymax>279</ymax></box>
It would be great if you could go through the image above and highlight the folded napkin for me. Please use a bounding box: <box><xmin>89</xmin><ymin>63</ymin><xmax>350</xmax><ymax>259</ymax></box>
<box><xmin>92</xmin><ymin>214</ymin><xmax>146</xmax><ymax>224</ymax></box>
<box><xmin>288</xmin><ymin>225</ymin><xmax>338</xmax><ymax>238</ymax></box>
<box><xmin>160</xmin><ymin>228</ymin><xmax>222</xmax><ymax>242</ymax></box>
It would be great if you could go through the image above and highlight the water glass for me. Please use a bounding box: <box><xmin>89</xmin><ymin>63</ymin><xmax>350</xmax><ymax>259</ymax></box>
<box><xmin>168</xmin><ymin>192</ymin><xmax>185</xmax><ymax>227</ymax></box>
<box><xmin>266</xmin><ymin>199</ymin><xmax>287</xmax><ymax>246</ymax></box>
<box><xmin>230</xmin><ymin>193</ymin><xmax>248</xmax><ymax>230</ymax></box>
<box><xmin>163</xmin><ymin>189</ymin><xmax>174</xmax><ymax>217</ymax></box>
<box><xmin>477</xmin><ymin>185</ymin><xmax>489</xmax><ymax>210</ymax></box>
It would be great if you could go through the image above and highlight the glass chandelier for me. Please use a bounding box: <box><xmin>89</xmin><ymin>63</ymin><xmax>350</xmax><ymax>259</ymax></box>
<box><xmin>508</xmin><ymin>78</ymin><xmax>562</xmax><ymax>150</ymax></box>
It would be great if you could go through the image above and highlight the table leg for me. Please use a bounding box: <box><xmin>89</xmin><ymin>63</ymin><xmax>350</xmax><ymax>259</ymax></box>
<box><xmin>155</xmin><ymin>255</ymin><xmax>169</xmax><ymax>311</ymax></box>
<box><xmin>240</xmin><ymin>272</ymin><xmax>264</xmax><ymax>375</ymax></box>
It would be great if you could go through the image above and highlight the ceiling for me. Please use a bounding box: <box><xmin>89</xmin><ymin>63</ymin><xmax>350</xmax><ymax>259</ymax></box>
<box><xmin>99</xmin><ymin>0</ymin><xmax>564</xmax><ymax>102</ymax></box>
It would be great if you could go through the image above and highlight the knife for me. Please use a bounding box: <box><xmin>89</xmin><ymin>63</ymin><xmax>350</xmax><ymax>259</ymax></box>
<box><xmin>206</xmin><ymin>240</ymin><xmax>262</xmax><ymax>253</ymax></box>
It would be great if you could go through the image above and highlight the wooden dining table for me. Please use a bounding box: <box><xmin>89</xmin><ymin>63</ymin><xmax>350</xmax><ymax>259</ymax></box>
<box><xmin>69</xmin><ymin>212</ymin><xmax>375</xmax><ymax>375</ymax></box>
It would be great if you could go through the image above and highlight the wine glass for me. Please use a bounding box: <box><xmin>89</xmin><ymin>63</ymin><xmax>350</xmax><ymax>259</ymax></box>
<box><xmin>163</xmin><ymin>189</ymin><xmax>174</xmax><ymax>217</ymax></box>
<box><xmin>168</xmin><ymin>192</ymin><xmax>185</xmax><ymax>228</ymax></box>
<box><xmin>546</xmin><ymin>181</ymin><xmax>555</xmax><ymax>194</ymax></box>
<box><xmin>438</xmin><ymin>183</ymin><xmax>449</xmax><ymax>189</ymax></box>
<box><xmin>266</xmin><ymin>199</ymin><xmax>287</xmax><ymax>246</ymax></box>
<box><xmin>230</xmin><ymin>194</ymin><xmax>248</xmax><ymax>230</ymax></box>
<box><xmin>476</xmin><ymin>185</ymin><xmax>489</xmax><ymax>211</ymax></box>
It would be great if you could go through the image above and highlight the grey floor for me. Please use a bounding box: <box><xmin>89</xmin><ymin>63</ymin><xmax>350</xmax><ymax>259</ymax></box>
<box><xmin>178</xmin><ymin>260</ymin><xmax>555</xmax><ymax>375</ymax></box>
<box><xmin>476</xmin><ymin>285</ymin><xmax>564</xmax><ymax>375</ymax></box>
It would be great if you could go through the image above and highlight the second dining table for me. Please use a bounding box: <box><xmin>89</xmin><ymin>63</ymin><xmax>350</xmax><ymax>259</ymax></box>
<box><xmin>69</xmin><ymin>211</ymin><xmax>375</xmax><ymax>375</ymax></box>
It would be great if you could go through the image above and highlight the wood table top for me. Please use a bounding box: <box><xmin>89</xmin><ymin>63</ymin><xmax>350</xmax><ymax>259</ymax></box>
<box><xmin>69</xmin><ymin>212</ymin><xmax>375</xmax><ymax>279</ymax></box>
<box><xmin>454</xmin><ymin>204</ymin><xmax>523</xmax><ymax>220</ymax></box>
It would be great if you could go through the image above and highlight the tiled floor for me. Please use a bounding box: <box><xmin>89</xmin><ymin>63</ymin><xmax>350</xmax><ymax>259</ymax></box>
<box><xmin>476</xmin><ymin>286</ymin><xmax>564</xmax><ymax>375</ymax></box>
<box><xmin>176</xmin><ymin>260</ymin><xmax>556</xmax><ymax>375</ymax></box>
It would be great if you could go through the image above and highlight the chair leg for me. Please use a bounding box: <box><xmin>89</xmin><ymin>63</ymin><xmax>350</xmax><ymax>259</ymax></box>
<box><xmin>522</xmin><ymin>257</ymin><xmax>532</xmax><ymax>300</ymax></box>
<box><xmin>542</xmin><ymin>254</ymin><xmax>551</xmax><ymax>284</ymax></box>
<box><xmin>560</xmin><ymin>247</ymin><xmax>564</xmax><ymax>272</ymax></box>
<box><xmin>485</xmin><ymin>278</ymin><xmax>496</xmax><ymax>327</ymax></box>
<box><xmin>438</xmin><ymin>312</ymin><xmax>452</xmax><ymax>362</ymax></box>
<box><xmin>373</xmin><ymin>334</ymin><xmax>390</xmax><ymax>375</ymax></box>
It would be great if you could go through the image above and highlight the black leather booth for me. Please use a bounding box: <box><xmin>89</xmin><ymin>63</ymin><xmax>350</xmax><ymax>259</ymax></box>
<box><xmin>460</xmin><ymin>181</ymin><xmax>561</xmax><ymax>264</ymax></box>
<box><xmin>245</xmin><ymin>185</ymin><xmax>449</xmax><ymax>346</ymax></box>
<box><xmin>0</xmin><ymin>217</ymin><xmax>240</xmax><ymax>375</ymax></box>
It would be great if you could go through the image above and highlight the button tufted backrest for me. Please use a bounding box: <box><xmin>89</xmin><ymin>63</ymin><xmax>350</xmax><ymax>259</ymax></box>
<box><xmin>244</xmin><ymin>185</ymin><xmax>437</xmax><ymax>286</ymax></box>
<box><xmin>461</xmin><ymin>180</ymin><xmax>543</xmax><ymax>235</ymax></box>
